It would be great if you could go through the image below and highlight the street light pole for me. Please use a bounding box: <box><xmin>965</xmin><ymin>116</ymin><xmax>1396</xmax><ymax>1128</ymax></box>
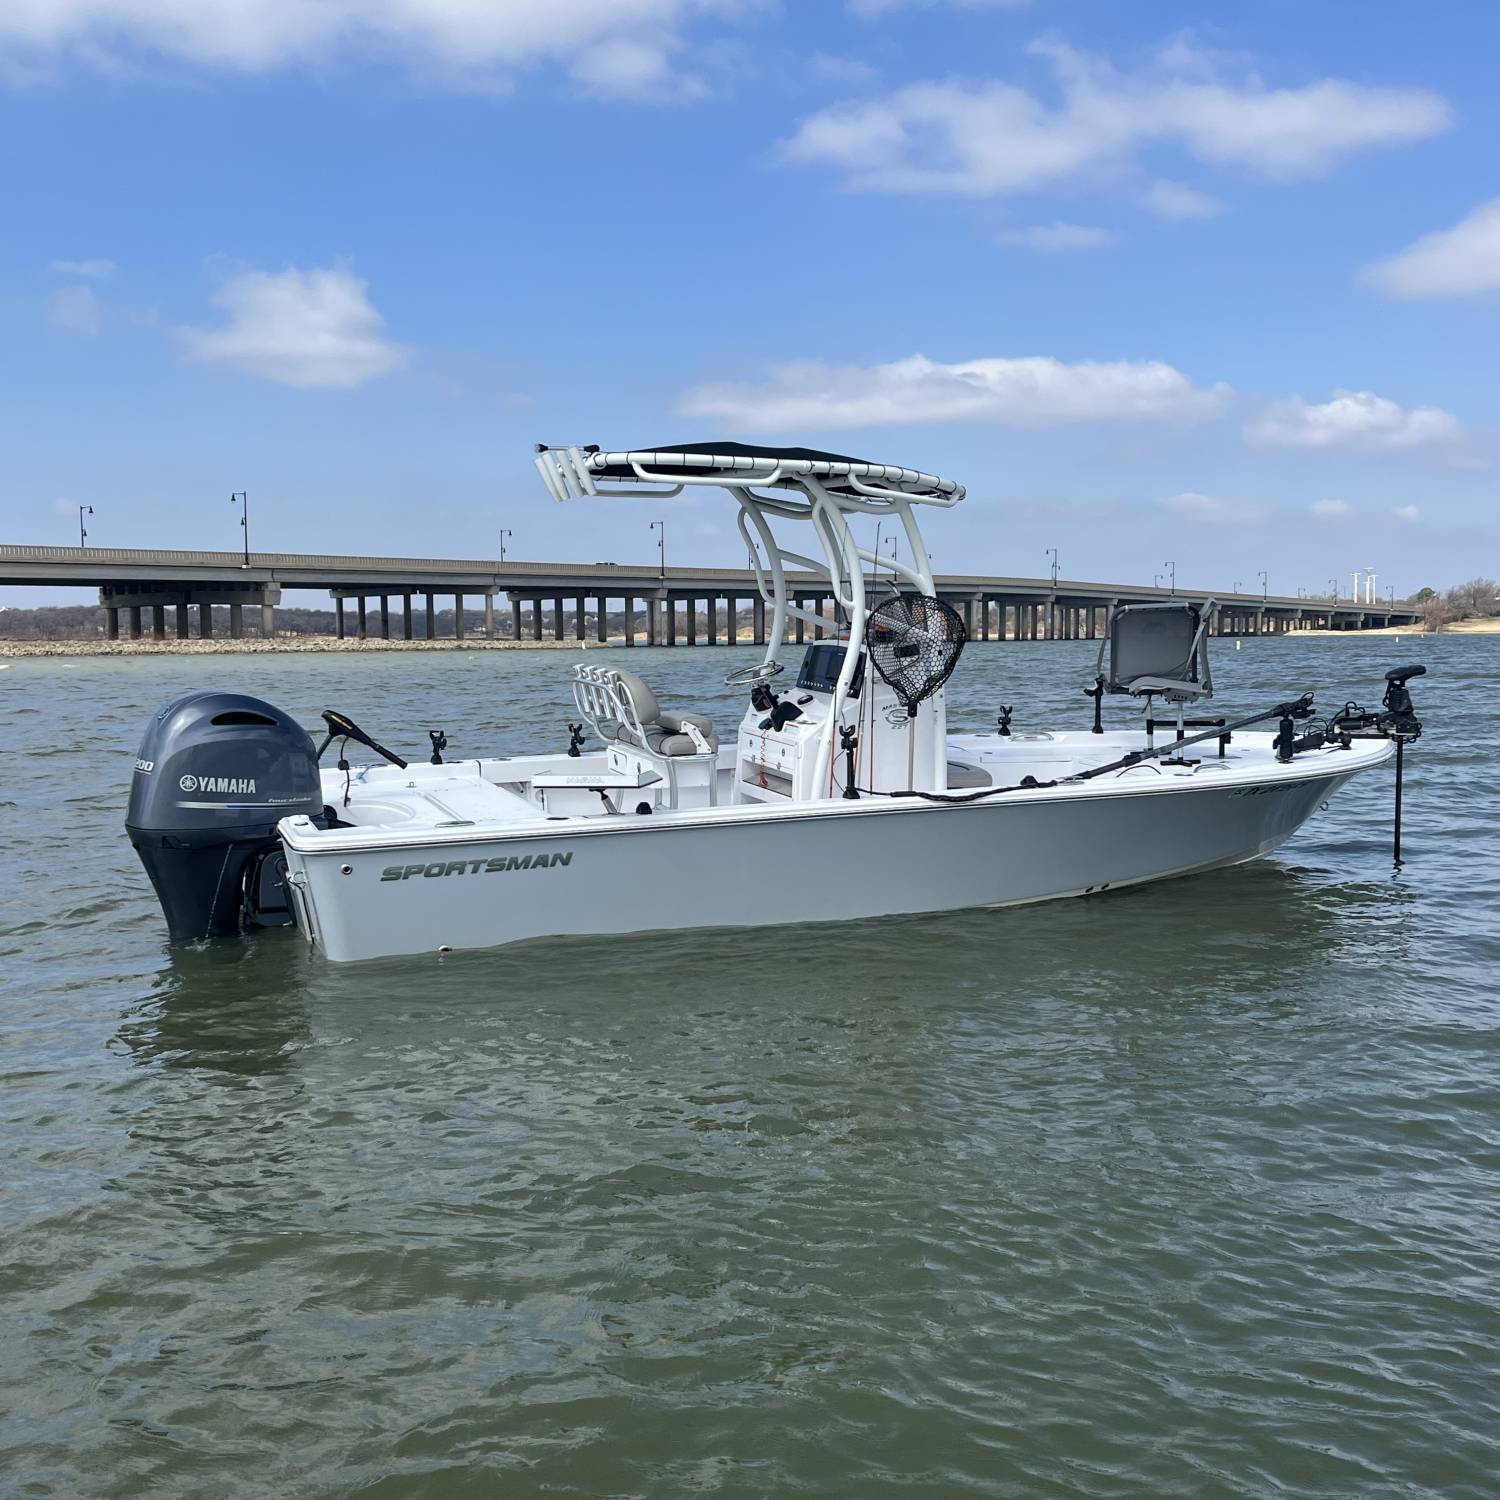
<box><xmin>1163</xmin><ymin>560</ymin><xmax>1176</xmax><ymax>596</ymax></box>
<box><xmin>229</xmin><ymin>491</ymin><xmax>249</xmax><ymax>568</ymax></box>
<box><xmin>498</xmin><ymin>528</ymin><xmax>513</xmax><ymax>565</ymax></box>
<box><xmin>1258</xmin><ymin>569</ymin><xmax>1268</xmax><ymax>601</ymax></box>
<box><xmin>1046</xmin><ymin>547</ymin><xmax>1059</xmax><ymax>586</ymax></box>
<box><xmin>79</xmin><ymin>504</ymin><xmax>93</xmax><ymax>548</ymax></box>
<box><xmin>650</xmin><ymin>519</ymin><xmax>666</xmax><ymax>578</ymax></box>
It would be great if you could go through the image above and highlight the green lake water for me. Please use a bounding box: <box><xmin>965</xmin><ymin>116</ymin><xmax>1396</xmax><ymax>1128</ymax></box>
<box><xmin>2</xmin><ymin>636</ymin><xmax>1496</xmax><ymax>1498</ymax></box>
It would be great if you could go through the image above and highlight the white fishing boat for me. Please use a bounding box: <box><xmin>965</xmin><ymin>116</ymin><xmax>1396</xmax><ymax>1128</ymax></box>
<box><xmin>126</xmin><ymin>442</ymin><xmax>1424</xmax><ymax>962</ymax></box>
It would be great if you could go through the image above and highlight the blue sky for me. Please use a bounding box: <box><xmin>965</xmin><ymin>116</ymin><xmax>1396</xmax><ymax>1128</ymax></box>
<box><xmin>3</xmin><ymin>0</ymin><xmax>1498</xmax><ymax>606</ymax></box>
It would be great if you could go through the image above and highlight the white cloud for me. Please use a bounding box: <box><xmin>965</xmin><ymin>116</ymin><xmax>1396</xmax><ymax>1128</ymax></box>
<box><xmin>1246</xmin><ymin>390</ymin><xmax>1460</xmax><ymax>451</ymax></box>
<box><xmin>677</xmin><ymin>352</ymin><xmax>1229</xmax><ymax>431</ymax></box>
<box><xmin>996</xmin><ymin>221</ymin><xmax>1113</xmax><ymax>251</ymax></box>
<box><xmin>1393</xmin><ymin>504</ymin><xmax>1421</xmax><ymax>522</ymax></box>
<box><xmin>1158</xmin><ymin>491</ymin><xmax>1262</xmax><ymax>523</ymax></box>
<box><xmin>1143</xmin><ymin>179</ymin><xmax>1223</xmax><ymax>220</ymax></box>
<box><xmin>1310</xmin><ymin>498</ymin><xmax>1353</xmax><ymax>518</ymax></box>
<box><xmin>0</xmin><ymin>1</ymin><xmax>749</xmax><ymax>98</ymax></box>
<box><xmin>178</xmin><ymin>265</ymin><xmax>406</xmax><ymax>389</ymax></box>
<box><xmin>783</xmin><ymin>39</ymin><xmax>1450</xmax><ymax>198</ymax></box>
<box><xmin>49</xmin><ymin>257</ymin><xmax>116</xmax><ymax>278</ymax></box>
<box><xmin>48</xmin><ymin>284</ymin><xmax>103</xmax><ymax>335</ymax></box>
<box><xmin>1362</xmin><ymin>199</ymin><xmax>1500</xmax><ymax>300</ymax></box>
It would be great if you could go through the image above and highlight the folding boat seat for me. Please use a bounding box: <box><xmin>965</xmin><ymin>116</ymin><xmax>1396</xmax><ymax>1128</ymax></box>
<box><xmin>1097</xmin><ymin>600</ymin><xmax>1214</xmax><ymax>707</ymax></box>
<box><xmin>607</xmin><ymin>669</ymin><xmax>718</xmax><ymax>757</ymax></box>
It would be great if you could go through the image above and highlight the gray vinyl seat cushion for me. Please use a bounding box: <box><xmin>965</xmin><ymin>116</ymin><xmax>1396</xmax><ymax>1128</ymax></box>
<box><xmin>609</xmin><ymin>669</ymin><xmax>719</xmax><ymax>758</ymax></box>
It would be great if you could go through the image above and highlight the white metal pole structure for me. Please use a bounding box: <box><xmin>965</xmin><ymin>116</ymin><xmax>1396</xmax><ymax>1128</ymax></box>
<box><xmin>535</xmin><ymin>443</ymin><xmax>962</xmax><ymax>794</ymax></box>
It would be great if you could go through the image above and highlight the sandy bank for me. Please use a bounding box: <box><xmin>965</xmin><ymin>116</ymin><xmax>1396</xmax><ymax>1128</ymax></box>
<box><xmin>1296</xmin><ymin>619</ymin><xmax>1499</xmax><ymax>639</ymax></box>
<box><xmin>0</xmin><ymin>637</ymin><xmax>602</xmax><ymax>659</ymax></box>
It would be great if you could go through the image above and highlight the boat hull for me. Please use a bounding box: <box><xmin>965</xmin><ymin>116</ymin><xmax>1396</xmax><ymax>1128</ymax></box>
<box><xmin>283</xmin><ymin>760</ymin><xmax>1365</xmax><ymax>962</ymax></box>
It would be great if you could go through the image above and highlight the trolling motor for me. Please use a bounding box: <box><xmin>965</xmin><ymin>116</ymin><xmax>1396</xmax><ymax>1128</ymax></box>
<box><xmin>1320</xmin><ymin>665</ymin><xmax>1426</xmax><ymax>864</ymax></box>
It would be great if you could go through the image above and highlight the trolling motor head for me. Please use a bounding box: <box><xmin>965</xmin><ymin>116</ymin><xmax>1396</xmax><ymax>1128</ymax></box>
<box><xmin>1381</xmin><ymin>664</ymin><xmax>1426</xmax><ymax>740</ymax></box>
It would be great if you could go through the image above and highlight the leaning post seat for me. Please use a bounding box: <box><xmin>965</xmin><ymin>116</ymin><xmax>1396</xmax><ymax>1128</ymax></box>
<box><xmin>571</xmin><ymin>665</ymin><xmax>718</xmax><ymax>759</ymax></box>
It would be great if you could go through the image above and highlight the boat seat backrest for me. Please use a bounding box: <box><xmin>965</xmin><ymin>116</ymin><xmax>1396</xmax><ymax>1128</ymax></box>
<box><xmin>570</xmin><ymin>664</ymin><xmax>718</xmax><ymax>758</ymax></box>
<box><xmin>1098</xmin><ymin>600</ymin><xmax>1215</xmax><ymax>702</ymax></box>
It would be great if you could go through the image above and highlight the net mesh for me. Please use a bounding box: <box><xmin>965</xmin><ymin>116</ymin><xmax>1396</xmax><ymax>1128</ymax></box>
<box><xmin>864</xmin><ymin>594</ymin><xmax>967</xmax><ymax>711</ymax></box>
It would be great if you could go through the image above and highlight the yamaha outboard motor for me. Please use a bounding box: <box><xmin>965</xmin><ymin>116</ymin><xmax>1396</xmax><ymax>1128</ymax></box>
<box><xmin>127</xmin><ymin>692</ymin><xmax>323</xmax><ymax>941</ymax></box>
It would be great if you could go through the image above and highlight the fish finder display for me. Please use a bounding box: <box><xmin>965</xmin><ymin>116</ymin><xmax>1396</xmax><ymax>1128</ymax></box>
<box><xmin>796</xmin><ymin>642</ymin><xmax>863</xmax><ymax>698</ymax></box>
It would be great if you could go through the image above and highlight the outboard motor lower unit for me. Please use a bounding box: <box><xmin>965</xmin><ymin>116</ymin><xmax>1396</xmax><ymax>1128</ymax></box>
<box><xmin>127</xmin><ymin>692</ymin><xmax>323</xmax><ymax>940</ymax></box>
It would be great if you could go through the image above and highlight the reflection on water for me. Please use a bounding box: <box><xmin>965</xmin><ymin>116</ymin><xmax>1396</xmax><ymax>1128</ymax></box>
<box><xmin>2</xmin><ymin>636</ymin><xmax>1498</xmax><ymax>1498</ymax></box>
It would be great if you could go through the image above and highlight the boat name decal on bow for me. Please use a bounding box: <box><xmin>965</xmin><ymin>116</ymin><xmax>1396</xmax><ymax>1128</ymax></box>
<box><xmin>179</xmin><ymin>774</ymin><xmax>257</xmax><ymax>794</ymax></box>
<box><xmin>380</xmin><ymin>852</ymin><xmax>575</xmax><ymax>881</ymax></box>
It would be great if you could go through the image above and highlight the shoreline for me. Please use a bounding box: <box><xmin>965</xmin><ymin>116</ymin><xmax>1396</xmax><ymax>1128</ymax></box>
<box><xmin>3</xmin><ymin>621</ymin><xmax>1496</xmax><ymax>657</ymax></box>
<box><xmin>0</xmin><ymin>637</ymin><xmax>604</xmax><ymax>659</ymax></box>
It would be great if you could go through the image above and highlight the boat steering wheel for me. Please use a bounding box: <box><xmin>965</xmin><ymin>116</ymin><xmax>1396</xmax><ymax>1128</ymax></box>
<box><xmin>724</xmin><ymin>659</ymin><xmax>785</xmax><ymax>688</ymax></box>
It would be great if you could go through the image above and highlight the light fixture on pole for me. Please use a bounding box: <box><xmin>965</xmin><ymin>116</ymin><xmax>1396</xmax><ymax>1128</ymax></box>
<box><xmin>1163</xmin><ymin>560</ymin><xmax>1176</xmax><ymax>596</ymax></box>
<box><xmin>79</xmin><ymin>504</ymin><xmax>93</xmax><ymax>548</ymax></box>
<box><xmin>1233</xmin><ymin>579</ymin><xmax>1242</xmax><ymax>594</ymax></box>
<box><xmin>1258</xmin><ymin>569</ymin><xmax>1268</xmax><ymax>601</ymax></box>
<box><xmin>229</xmin><ymin>491</ymin><xmax>249</xmax><ymax>568</ymax></box>
<box><xmin>499</xmin><ymin>528</ymin><xmax>513</xmax><ymax>565</ymax></box>
<box><xmin>1046</xmin><ymin>547</ymin><xmax>1059</xmax><ymax>586</ymax></box>
<box><xmin>650</xmin><ymin>519</ymin><xmax>665</xmax><ymax>578</ymax></box>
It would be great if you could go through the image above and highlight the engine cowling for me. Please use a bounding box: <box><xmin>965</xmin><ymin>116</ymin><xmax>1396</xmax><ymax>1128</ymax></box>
<box><xmin>126</xmin><ymin>691</ymin><xmax>323</xmax><ymax>940</ymax></box>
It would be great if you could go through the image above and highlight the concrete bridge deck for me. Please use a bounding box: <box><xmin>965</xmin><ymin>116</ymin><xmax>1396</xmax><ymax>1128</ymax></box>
<box><xmin>0</xmin><ymin>543</ymin><xmax>1419</xmax><ymax>642</ymax></box>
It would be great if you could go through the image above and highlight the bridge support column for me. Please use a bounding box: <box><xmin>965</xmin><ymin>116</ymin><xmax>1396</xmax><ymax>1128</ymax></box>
<box><xmin>229</xmin><ymin>603</ymin><xmax>243</xmax><ymax>639</ymax></box>
<box><xmin>511</xmin><ymin>599</ymin><xmax>522</xmax><ymax>640</ymax></box>
<box><xmin>335</xmin><ymin>598</ymin><xmax>346</xmax><ymax>639</ymax></box>
<box><xmin>666</xmin><ymin>599</ymin><xmax>678</xmax><ymax>646</ymax></box>
<box><xmin>794</xmin><ymin>598</ymin><xmax>805</xmax><ymax>645</ymax></box>
<box><xmin>624</xmin><ymin>598</ymin><xmax>636</xmax><ymax>646</ymax></box>
<box><xmin>549</xmin><ymin>598</ymin><xmax>561</xmax><ymax>641</ymax></box>
<box><xmin>753</xmin><ymin>597</ymin><xmax>765</xmax><ymax>646</ymax></box>
<box><xmin>707</xmin><ymin>596</ymin><xmax>718</xmax><ymax>646</ymax></box>
<box><xmin>646</xmin><ymin>597</ymin><xmax>659</xmax><ymax>645</ymax></box>
<box><xmin>199</xmin><ymin>602</ymin><xmax>213</xmax><ymax>638</ymax></box>
<box><xmin>127</xmin><ymin>606</ymin><xmax>142</xmax><ymax>639</ymax></box>
<box><xmin>356</xmin><ymin>597</ymin><xmax>367</xmax><ymax>641</ymax></box>
<box><xmin>529</xmin><ymin>600</ymin><xmax>542</xmax><ymax>641</ymax></box>
<box><xmin>261</xmin><ymin>599</ymin><xmax>274</xmax><ymax>637</ymax></box>
<box><xmin>378</xmin><ymin>596</ymin><xmax>390</xmax><ymax>640</ymax></box>
<box><xmin>575</xmin><ymin>594</ymin><xmax>587</xmax><ymax>641</ymax></box>
<box><xmin>175</xmin><ymin>604</ymin><xmax>189</xmax><ymax>639</ymax></box>
<box><xmin>596</xmin><ymin>597</ymin><xmax>608</xmax><ymax>644</ymax></box>
<box><xmin>426</xmin><ymin>593</ymin><xmax>437</xmax><ymax>639</ymax></box>
<box><xmin>455</xmin><ymin>595</ymin><xmax>466</xmax><ymax>640</ymax></box>
<box><xmin>150</xmin><ymin>605</ymin><xmax>165</xmax><ymax>640</ymax></box>
<box><xmin>403</xmin><ymin>595</ymin><xmax>413</xmax><ymax>640</ymax></box>
<box><xmin>105</xmin><ymin>606</ymin><xmax>119</xmax><ymax>640</ymax></box>
<box><xmin>484</xmin><ymin>593</ymin><xmax>494</xmax><ymax>641</ymax></box>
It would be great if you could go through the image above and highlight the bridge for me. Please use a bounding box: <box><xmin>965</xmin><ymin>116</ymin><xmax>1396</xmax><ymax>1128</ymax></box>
<box><xmin>0</xmin><ymin>543</ymin><xmax>1420</xmax><ymax>643</ymax></box>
